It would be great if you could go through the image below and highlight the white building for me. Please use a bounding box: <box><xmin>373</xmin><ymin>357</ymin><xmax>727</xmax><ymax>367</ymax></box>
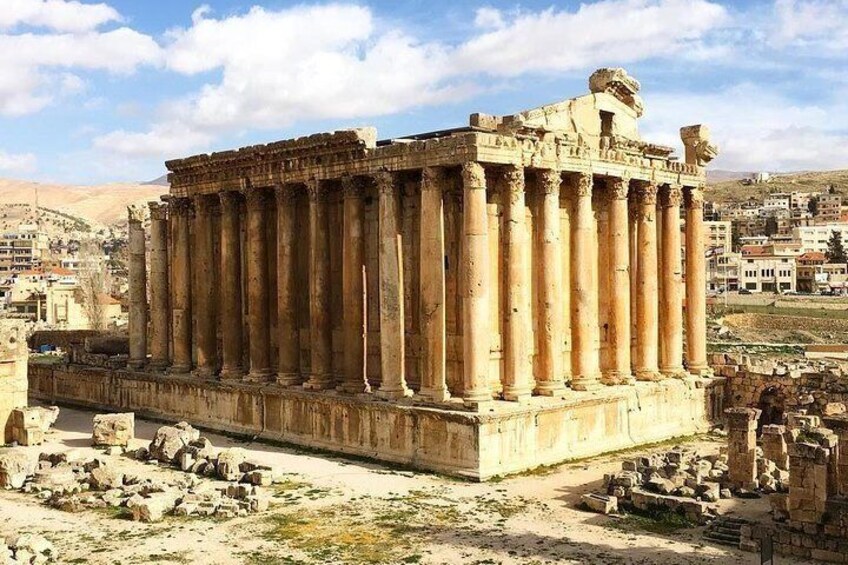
<box><xmin>763</xmin><ymin>192</ymin><xmax>790</xmax><ymax>210</ymax></box>
<box><xmin>793</xmin><ymin>224</ymin><xmax>848</xmax><ymax>254</ymax></box>
<box><xmin>739</xmin><ymin>252</ymin><xmax>796</xmax><ymax>293</ymax></box>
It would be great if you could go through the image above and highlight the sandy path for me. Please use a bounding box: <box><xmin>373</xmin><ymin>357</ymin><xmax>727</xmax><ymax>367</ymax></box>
<box><xmin>0</xmin><ymin>406</ymin><xmax>813</xmax><ymax>564</ymax></box>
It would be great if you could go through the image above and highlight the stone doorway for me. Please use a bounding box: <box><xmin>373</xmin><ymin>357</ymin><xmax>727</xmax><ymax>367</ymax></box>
<box><xmin>756</xmin><ymin>386</ymin><xmax>785</xmax><ymax>433</ymax></box>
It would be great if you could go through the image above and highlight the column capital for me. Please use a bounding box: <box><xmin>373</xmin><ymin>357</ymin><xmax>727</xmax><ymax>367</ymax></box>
<box><xmin>635</xmin><ymin>181</ymin><xmax>658</xmax><ymax>205</ymax></box>
<box><xmin>661</xmin><ymin>184</ymin><xmax>683</xmax><ymax>208</ymax></box>
<box><xmin>170</xmin><ymin>197</ymin><xmax>192</xmax><ymax>215</ymax></box>
<box><xmin>421</xmin><ymin>166</ymin><xmax>444</xmax><ymax>190</ymax></box>
<box><xmin>574</xmin><ymin>172</ymin><xmax>592</xmax><ymax>198</ymax></box>
<box><xmin>502</xmin><ymin>165</ymin><xmax>524</xmax><ymax>193</ymax></box>
<box><xmin>461</xmin><ymin>161</ymin><xmax>486</xmax><ymax>188</ymax></box>
<box><xmin>274</xmin><ymin>182</ymin><xmax>299</xmax><ymax>204</ymax></box>
<box><xmin>148</xmin><ymin>201</ymin><xmax>168</xmax><ymax>221</ymax></box>
<box><xmin>127</xmin><ymin>204</ymin><xmax>146</xmax><ymax>224</ymax></box>
<box><xmin>341</xmin><ymin>175</ymin><xmax>366</xmax><ymax>199</ymax></box>
<box><xmin>374</xmin><ymin>171</ymin><xmax>395</xmax><ymax>195</ymax></box>
<box><xmin>219</xmin><ymin>190</ymin><xmax>242</xmax><ymax>209</ymax></box>
<box><xmin>193</xmin><ymin>194</ymin><xmax>217</xmax><ymax>215</ymax></box>
<box><xmin>245</xmin><ymin>188</ymin><xmax>271</xmax><ymax>209</ymax></box>
<box><xmin>609</xmin><ymin>176</ymin><xmax>630</xmax><ymax>200</ymax></box>
<box><xmin>305</xmin><ymin>179</ymin><xmax>327</xmax><ymax>201</ymax></box>
<box><xmin>537</xmin><ymin>169</ymin><xmax>562</xmax><ymax>194</ymax></box>
<box><xmin>685</xmin><ymin>185</ymin><xmax>705</xmax><ymax>209</ymax></box>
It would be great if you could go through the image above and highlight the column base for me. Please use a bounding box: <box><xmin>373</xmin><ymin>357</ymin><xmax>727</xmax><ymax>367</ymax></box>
<box><xmin>168</xmin><ymin>364</ymin><xmax>191</xmax><ymax>375</ymax></box>
<box><xmin>219</xmin><ymin>367</ymin><xmax>246</xmax><ymax>380</ymax></box>
<box><xmin>276</xmin><ymin>372</ymin><xmax>303</xmax><ymax>387</ymax></box>
<box><xmin>571</xmin><ymin>375</ymin><xmax>602</xmax><ymax>392</ymax></box>
<box><xmin>375</xmin><ymin>387</ymin><xmax>413</xmax><ymax>400</ymax></box>
<box><xmin>303</xmin><ymin>374</ymin><xmax>336</xmax><ymax>391</ymax></box>
<box><xmin>688</xmin><ymin>364</ymin><xmax>713</xmax><ymax>377</ymax></box>
<box><xmin>461</xmin><ymin>389</ymin><xmax>493</xmax><ymax>411</ymax></box>
<box><xmin>244</xmin><ymin>369</ymin><xmax>273</xmax><ymax>383</ymax></box>
<box><xmin>127</xmin><ymin>359</ymin><xmax>146</xmax><ymax>371</ymax></box>
<box><xmin>192</xmin><ymin>367</ymin><xmax>216</xmax><ymax>379</ymax></box>
<box><xmin>660</xmin><ymin>367</ymin><xmax>688</xmax><ymax>379</ymax></box>
<box><xmin>601</xmin><ymin>371</ymin><xmax>635</xmax><ymax>386</ymax></box>
<box><xmin>501</xmin><ymin>386</ymin><xmax>533</xmax><ymax>403</ymax></box>
<box><xmin>534</xmin><ymin>381</ymin><xmax>568</xmax><ymax>397</ymax></box>
<box><xmin>635</xmin><ymin>369</ymin><xmax>662</xmax><ymax>382</ymax></box>
<box><xmin>148</xmin><ymin>359</ymin><xmax>169</xmax><ymax>371</ymax></box>
<box><xmin>416</xmin><ymin>388</ymin><xmax>451</xmax><ymax>402</ymax></box>
<box><xmin>337</xmin><ymin>381</ymin><xmax>370</xmax><ymax>394</ymax></box>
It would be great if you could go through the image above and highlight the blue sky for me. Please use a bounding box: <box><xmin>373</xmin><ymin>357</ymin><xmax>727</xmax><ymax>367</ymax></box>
<box><xmin>0</xmin><ymin>0</ymin><xmax>846</xmax><ymax>184</ymax></box>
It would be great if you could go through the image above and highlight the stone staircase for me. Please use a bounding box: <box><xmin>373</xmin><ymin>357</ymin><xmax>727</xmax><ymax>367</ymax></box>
<box><xmin>704</xmin><ymin>516</ymin><xmax>748</xmax><ymax>547</ymax></box>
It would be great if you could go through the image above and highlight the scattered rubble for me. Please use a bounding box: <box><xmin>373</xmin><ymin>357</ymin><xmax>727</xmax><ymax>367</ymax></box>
<box><xmin>8</xmin><ymin>406</ymin><xmax>60</xmax><ymax>447</ymax></box>
<box><xmin>92</xmin><ymin>413</ymin><xmax>135</xmax><ymax>447</ymax></box>
<box><xmin>3</xmin><ymin>533</ymin><xmax>56</xmax><ymax>564</ymax></box>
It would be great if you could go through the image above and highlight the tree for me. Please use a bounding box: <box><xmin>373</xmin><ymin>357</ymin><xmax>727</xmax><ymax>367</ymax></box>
<box><xmin>826</xmin><ymin>230</ymin><xmax>847</xmax><ymax>264</ymax></box>
<box><xmin>77</xmin><ymin>240</ymin><xmax>110</xmax><ymax>330</ymax></box>
<box><xmin>808</xmin><ymin>196</ymin><xmax>819</xmax><ymax>216</ymax></box>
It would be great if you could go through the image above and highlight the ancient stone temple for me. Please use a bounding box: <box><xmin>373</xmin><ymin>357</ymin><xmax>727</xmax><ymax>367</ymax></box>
<box><xmin>30</xmin><ymin>68</ymin><xmax>724</xmax><ymax>479</ymax></box>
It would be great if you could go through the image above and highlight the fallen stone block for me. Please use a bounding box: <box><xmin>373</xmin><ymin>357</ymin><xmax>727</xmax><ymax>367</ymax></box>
<box><xmin>131</xmin><ymin>492</ymin><xmax>179</xmax><ymax>523</ymax></box>
<box><xmin>0</xmin><ymin>450</ymin><xmax>36</xmax><ymax>489</ymax></box>
<box><xmin>216</xmin><ymin>448</ymin><xmax>247</xmax><ymax>482</ymax></box>
<box><xmin>92</xmin><ymin>413</ymin><xmax>135</xmax><ymax>447</ymax></box>
<box><xmin>5</xmin><ymin>533</ymin><xmax>55</xmax><ymax>563</ymax></box>
<box><xmin>148</xmin><ymin>422</ymin><xmax>199</xmax><ymax>463</ymax></box>
<box><xmin>89</xmin><ymin>467</ymin><xmax>124</xmax><ymax>491</ymax></box>
<box><xmin>581</xmin><ymin>492</ymin><xmax>618</xmax><ymax>514</ymax></box>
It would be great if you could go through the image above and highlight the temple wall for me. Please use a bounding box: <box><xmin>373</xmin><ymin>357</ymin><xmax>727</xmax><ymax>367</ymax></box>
<box><xmin>1</xmin><ymin>320</ymin><xmax>28</xmax><ymax>443</ymax></box>
<box><xmin>28</xmin><ymin>363</ymin><xmax>722</xmax><ymax>479</ymax></box>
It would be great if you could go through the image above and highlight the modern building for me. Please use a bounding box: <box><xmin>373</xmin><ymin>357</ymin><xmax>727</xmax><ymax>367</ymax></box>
<box><xmin>739</xmin><ymin>245</ymin><xmax>796</xmax><ymax>293</ymax></box>
<box><xmin>793</xmin><ymin>224</ymin><xmax>848</xmax><ymax>254</ymax></box>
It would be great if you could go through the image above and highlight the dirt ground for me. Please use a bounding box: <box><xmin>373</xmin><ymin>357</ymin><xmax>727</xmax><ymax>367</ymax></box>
<box><xmin>717</xmin><ymin>312</ymin><xmax>848</xmax><ymax>345</ymax></box>
<box><xmin>0</xmin><ymin>406</ymin><xmax>814</xmax><ymax>565</ymax></box>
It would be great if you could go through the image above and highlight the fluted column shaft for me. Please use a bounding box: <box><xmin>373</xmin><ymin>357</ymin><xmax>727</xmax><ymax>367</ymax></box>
<box><xmin>629</xmin><ymin>200</ymin><xmax>638</xmax><ymax>373</ymax></box>
<box><xmin>502</xmin><ymin>166</ymin><xmax>533</xmax><ymax>402</ymax></box>
<box><xmin>275</xmin><ymin>185</ymin><xmax>301</xmax><ymax>386</ymax></box>
<box><xmin>461</xmin><ymin>162</ymin><xmax>492</xmax><ymax>406</ymax></box>
<box><xmin>535</xmin><ymin>169</ymin><xmax>566</xmax><ymax>396</ymax></box>
<box><xmin>304</xmin><ymin>180</ymin><xmax>334</xmax><ymax>390</ymax></box>
<box><xmin>685</xmin><ymin>185</ymin><xmax>709</xmax><ymax>374</ymax></box>
<box><xmin>245</xmin><ymin>189</ymin><xmax>272</xmax><ymax>381</ymax></box>
<box><xmin>570</xmin><ymin>173</ymin><xmax>601</xmax><ymax>391</ymax></box>
<box><xmin>376</xmin><ymin>172</ymin><xmax>411</xmax><ymax>400</ymax></box>
<box><xmin>148</xmin><ymin>202</ymin><xmax>170</xmax><ymax>369</ymax></box>
<box><xmin>170</xmin><ymin>198</ymin><xmax>192</xmax><ymax>373</ymax></box>
<box><xmin>127</xmin><ymin>205</ymin><xmax>147</xmax><ymax>369</ymax></box>
<box><xmin>219</xmin><ymin>191</ymin><xmax>244</xmax><ymax>379</ymax></box>
<box><xmin>635</xmin><ymin>182</ymin><xmax>660</xmax><ymax>381</ymax></box>
<box><xmin>418</xmin><ymin>167</ymin><xmax>449</xmax><ymax>402</ymax></box>
<box><xmin>193</xmin><ymin>195</ymin><xmax>218</xmax><ymax>377</ymax></box>
<box><xmin>660</xmin><ymin>184</ymin><xmax>685</xmax><ymax>377</ymax></box>
<box><xmin>608</xmin><ymin>178</ymin><xmax>633</xmax><ymax>384</ymax></box>
<box><xmin>340</xmin><ymin>177</ymin><xmax>368</xmax><ymax>393</ymax></box>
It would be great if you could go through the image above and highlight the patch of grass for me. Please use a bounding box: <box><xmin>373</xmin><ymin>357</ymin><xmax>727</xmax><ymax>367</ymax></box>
<box><xmin>605</xmin><ymin>507</ymin><xmax>695</xmax><ymax>535</ymax></box>
<box><xmin>143</xmin><ymin>551</ymin><xmax>191</xmax><ymax>563</ymax></box>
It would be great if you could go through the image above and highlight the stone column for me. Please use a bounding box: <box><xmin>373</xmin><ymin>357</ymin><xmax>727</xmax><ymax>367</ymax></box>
<box><xmin>761</xmin><ymin>424</ymin><xmax>790</xmax><ymax>471</ymax></box>
<box><xmin>418</xmin><ymin>167</ymin><xmax>449</xmax><ymax>402</ymax></box>
<box><xmin>570</xmin><ymin>173</ymin><xmax>601</xmax><ymax>391</ymax></box>
<box><xmin>535</xmin><ymin>169</ymin><xmax>566</xmax><ymax>396</ymax></box>
<box><xmin>339</xmin><ymin>177</ymin><xmax>368</xmax><ymax>394</ymax></box>
<box><xmin>725</xmin><ymin>407</ymin><xmax>760</xmax><ymax>490</ymax></box>
<box><xmin>304</xmin><ymin>180</ymin><xmax>334</xmax><ymax>390</ymax></box>
<box><xmin>634</xmin><ymin>182</ymin><xmax>660</xmax><ymax>381</ymax></box>
<box><xmin>461</xmin><ymin>162</ymin><xmax>492</xmax><ymax>406</ymax></box>
<box><xmin>275</xmin><ymin>184</ymin><xmax>301</xmax><ymax>386</ymax></box>
<box><xmin>502</xmin><ymin>166</ymin><xmax>533</xmax><ymax>402</ymax></box>
<box><xmin>376</xmin><ymin>172</ymin><xmax>412</xmax><ymax>400</ymax></box>
<box><xmin>193</xmin><ymin>195</ymin><xmax>218</xmax><ymax>378</ymax></box>
<box><xmin>607</xmin><ymin>177</ymin><xmax>633</xmax><ymax>385</ymax></box>
<box><xmin>218</xmin><ymin>191</ymin><xmax>244</xmax><ymax>379</ymax></box>
<box><xmin>628</xmin><ymin>199</ymin><xmax>638</xmax><ymax>372</ymax></box>
<box><xmin>823</xmin><ymin>415</ymin><xmax>848</xmax><ymax>497</ymax></box>
<box><xmin>244</xmin><ymin>189</ymin><xmax>272</xmax><ymax>381</ymax></box>
<box><xmin>148</xmin><ymin>201</ymin><xmax>170</xmax><ymax>369</ymax></box>
<box><xmin>127</xmin><ymin>205</ymin><xmax>147</xmax><ymax>370</ymax></box>
<box><xmin>170</xmin><ymin>198</ymin><xmax>192</xmax><ymax>373</ymax></box>
<box><xmin>685</xmin><ymin>185</ymin><xmax>709</xmax><ymax>375</ymax></box>
<box><xmin>788</xmin><ymin>430</ymin><xmax>838</xmax><ymax>524</ymax></box>
<box><xmin>659</xmin><ymin>184</ymin><xmax>686</xmax><ymax>378</ymax></box>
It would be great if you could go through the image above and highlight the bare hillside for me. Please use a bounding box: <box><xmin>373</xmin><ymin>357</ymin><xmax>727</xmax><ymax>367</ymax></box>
<box><xmin>706</xmin><ymin>169</ymin><xmax>848</xmax><ymax>203</ymax></box>
<box><xmin>0</xmin><ymin>179</ymin><xmax>166</xmax><ymax>226</ymax></box>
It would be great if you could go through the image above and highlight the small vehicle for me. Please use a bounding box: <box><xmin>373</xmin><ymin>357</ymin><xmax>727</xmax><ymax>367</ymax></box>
<box><xmin>739</xmin><ymin>288</ymin><xmax>752</xmax><ymax>295</ymax></box>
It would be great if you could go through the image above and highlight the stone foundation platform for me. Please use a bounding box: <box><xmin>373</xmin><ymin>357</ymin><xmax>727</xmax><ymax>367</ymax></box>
<box><xmin>28</xmin><ymin>363</ymin><xmax>724</xmax><ymax>480</ymax></box>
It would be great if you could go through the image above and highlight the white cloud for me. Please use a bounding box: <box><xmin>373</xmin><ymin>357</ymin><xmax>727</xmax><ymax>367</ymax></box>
<box><xmin>92</xmin><ymin>122</ymin><xmax>213</xmax><ymax>158</ymax></box>
<box><xmin>454</xmin><ymin>0</ymin><xmax>728</xmax><ymax>75</ymax></box>
<box><xmin>0</xmin><ymin>150</ymin><xmax>37</xmax><ymax>173</ymax></box>
<box><xmin>96</xmin><ymin>0</ymin><xmax>728</xmax><ymax>159</ymax></box>
<box><xmin>0</xmin><ymin>0</ymin><xmax>120</xmax><ymax>32</ymax></box>
<box><xmin>770</xmin><ymin>0</ymin><xmax>848</xmax><ymax>51</ymax></box>
<box><xmin>642</xmin><ymin>83</ymin><xmax>848</xmax><ymax>171</ymax></box>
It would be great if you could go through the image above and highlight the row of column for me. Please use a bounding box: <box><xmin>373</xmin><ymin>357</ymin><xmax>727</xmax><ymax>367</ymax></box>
<box><xmin>129</xmin><ymin>164</ymin><xmax>709</xmax><ymax>406</ymax></box>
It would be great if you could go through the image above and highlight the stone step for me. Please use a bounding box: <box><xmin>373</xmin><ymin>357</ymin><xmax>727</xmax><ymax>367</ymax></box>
<box><xmin>711</xmin><ymin>525</ymin><xmax>742</xmax><ymax>536</ymax></box>
<box><xmin>704</xmin><ymin>531</ymin><xmax>741</xmax><ymax>546</ymax></box>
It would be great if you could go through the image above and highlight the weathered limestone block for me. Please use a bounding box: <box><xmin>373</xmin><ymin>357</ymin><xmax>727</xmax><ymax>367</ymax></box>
<box><xmin>131</xmin><ymin>491</ymin><xmax>180</xmax><ymax>523</ymax></box>
<box><xmin>0</xmin><ymin>450</ymin><xmax>36</xmax><ymax>489</ymax></box>
<box><xmin>0</xmin><ymin>319</ymin><xmax>28</xmax><ymax>444</ymax></box>
<box><xmin>5</xmin><ymin>533</ymin><xmax>55</xmax><ymax>563</ymax></box>
<box><xmin>31</xmin><ymin>467</ymin><xmax>76</xmax><ymax>493</ymax></box>
<box><xmin>725</xmin><ymin>407</ymin><xmax>761</xmax><ymax>490</ymax></box>
<box><xmin>89</xmin><ymin>466</ymin><xmax>125</xmax><ymax>491</ymax></box>
<box><xmin>148</xmin><ymin>422</ymin><xmax>199</xmax><ymax>463</ymax></box>
<box><xmin>762</xmin><ymin>424</ymin><xmax>790</xmax><ymax>471</ymax></box>
<box><xmin>216</xmin><ymin>448</ymin><xmax>247</xmax><ymax>481</ymax></box>
<box><xmin>84</xmin><ymin>335</ymin><xmax>130</xmax><ymax>355</ymax></box>
<box><xmin>92</xmin><ymin>413</ymin><xmax>135</xmax><ymax>447</ymax></box>
<box><xmin>582</xmin><ymin>492</ymin><xmax>618</xmax><ymax>514</ymax></box>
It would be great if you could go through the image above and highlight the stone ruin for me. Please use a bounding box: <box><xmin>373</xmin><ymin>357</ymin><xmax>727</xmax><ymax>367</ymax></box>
<box><xmin>2</xmin><ymin>534</ymin><xmax>56</xmax><ymax>565</ymax></box>
<box><xmin>1</xmin><ymin>319</ymin><xmax>28</xmax><ymax>444</ymax></box>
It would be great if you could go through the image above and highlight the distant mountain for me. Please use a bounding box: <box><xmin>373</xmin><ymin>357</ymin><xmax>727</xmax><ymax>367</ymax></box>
<box><xmin>143</xmin><ymin>174</ymin><xmax>169</xmax><ymax>186</ymax></box>
<box><xmin>0</xmin><ymin>179</ymin><xmax>165</xmax><ymax>226</ymax></box>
